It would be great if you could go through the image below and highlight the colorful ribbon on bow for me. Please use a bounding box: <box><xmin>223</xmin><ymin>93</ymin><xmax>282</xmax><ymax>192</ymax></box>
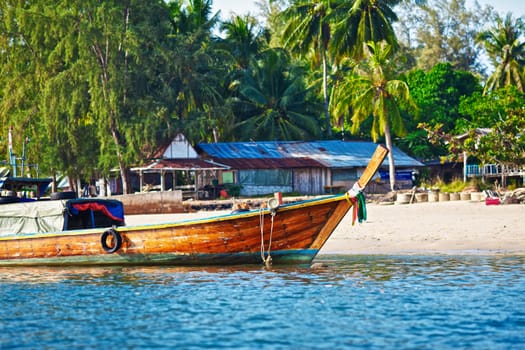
<box><xmin>346</xmin><ymin>191</ymin><xmax>367</xmax><ymax>225</ymax></box>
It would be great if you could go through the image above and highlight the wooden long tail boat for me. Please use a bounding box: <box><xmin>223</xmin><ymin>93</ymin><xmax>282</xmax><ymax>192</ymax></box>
<box><xmin>0</xmin><ymin>145</ymin><xmax>388</xmax><ymax>266</ymax></box>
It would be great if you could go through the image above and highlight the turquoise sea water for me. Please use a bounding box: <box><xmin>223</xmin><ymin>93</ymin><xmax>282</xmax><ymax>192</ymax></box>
<box><xmin>0</xmin><ymin>255</ymin><xmax>524</xmax><ymax>349</ymax></box>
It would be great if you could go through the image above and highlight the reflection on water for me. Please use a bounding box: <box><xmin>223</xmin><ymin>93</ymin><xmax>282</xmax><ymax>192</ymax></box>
<box><xmin>3</xmin><ymin>255</ymin><xmax>523</xmax><ymax>284</ymax></box>
<box><xmin>1</xmin><ymin>255</ymin><xmax>524</xmax><ymax>349</ymax></box>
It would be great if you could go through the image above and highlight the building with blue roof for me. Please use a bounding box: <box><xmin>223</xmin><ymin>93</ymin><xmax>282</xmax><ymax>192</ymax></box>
<box><xmin>197</xmin><ymin>140</ymin><xmax>423</xmax><ymax>196</ymax></box>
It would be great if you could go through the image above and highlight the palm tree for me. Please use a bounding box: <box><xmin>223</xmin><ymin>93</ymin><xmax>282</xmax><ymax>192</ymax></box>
<box><xmin>165</xmin><ymin>0</ymin><xmax>230</xmax><ymax>143</ymax></box>
<box><xmin>477</xmin><ymin>13</ymin><xmax>525</xmax><ymax>94</ymax></box>
<box><xmin>331</xmin><ymin>0</ymin><xmax>401</xmax><ymax>60</ymax></box>
<box><xmin>168</xmin><ymin>0</ymin><xmax>218</xmax><ymax>34</ymax></box>
<box><xmin>279</xmin><ymin>0</ymin><xmax>336</xmax><ymax>136</ymax></box>
<box><xmin>232</xmin><ymin>49</ymin><xmax>323</xmax><ymax>141</ymax></box>
<box><xmin>331</xmin><ymin>41</ymin><xmax>417</xmax><ymax>191</ymax></box>
<box><xmin>219</xmin><ymin>15</ymin><xmax>266</xmax><ymax>70</ymax></box>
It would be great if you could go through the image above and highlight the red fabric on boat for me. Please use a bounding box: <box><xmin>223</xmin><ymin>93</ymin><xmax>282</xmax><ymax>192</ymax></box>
<box><xmin>350</xmin><ymin>197</ymin><xmax>358</xmax><ymax>225</ymax></box>
<box><xmin>71</xmin><ymin>202</ymin><xmax>124</xmax><ymax>221</ymax></box>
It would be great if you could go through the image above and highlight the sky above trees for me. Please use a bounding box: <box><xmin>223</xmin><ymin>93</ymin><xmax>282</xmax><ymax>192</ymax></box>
<box><xmin>212</xmin><ymin>0</ymin><xmax>524</xmax><ymax>19</ymax></box>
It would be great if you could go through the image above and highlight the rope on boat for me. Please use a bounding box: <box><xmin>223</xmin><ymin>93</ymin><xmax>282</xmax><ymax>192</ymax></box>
<box><xmin>259</xmin><ymin>207</ymin><xmax>275</xmax><ymax>267</ymax></box>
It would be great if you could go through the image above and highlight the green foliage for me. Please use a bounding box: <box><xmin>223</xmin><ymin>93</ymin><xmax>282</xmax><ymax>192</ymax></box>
<box><xmin>224</xmin><ymin>183</ymin><xmax>242</xmax><ymax>197</ymax></box>
<box><xmin>395</xmin><ymin>129</ymin><xmax>443</xmax><ymax>160</ymax></box>
<box><xmin>457</xmin><ymin>86</ymin><xmax>525</xmax><ymax>167</ymax></box>
<box><xmin>406</xmin><ymin>63</ymin><xmax>482</xmax><ymax>160</ymax></box>
<box><xmin>166</xmin><ymin>23</ymin><xmax>231</xmax><ymax>144</ymax></box>
<box><xmin>466</xmin><ymin>178</ymin><xmax>492</xmax><ymax>192</ymax></box>
<box><xmin>0</xmin><ymin>0</ymin><xmax>523</xmax><ymax>193</ymax></box>
<box><xmin>395</xmin><ymin>0</ymin><xmax>491</xmax><ymax>73</ymax></box>
<box><xmin>476</xmin><ymin>13</ymin><xmax>525</xmax><ymax>93</ymax></box>
<box><xmin>406</xmin><ymin>63</ymin><xmax>481</xmax><ymax>133</ymax></box>
<box><xmin>277</xmin><ymin>0</ymin><xmax>403</xmax><ymax>136</ymax></box>
<box><xmin>231</xmin><ymin>49</ymin><xmax>323</xmax><ymax>141</ymax></box>
<box><xmin>471</xmin><ymin>114</ymin><xmax>525</xmax><ymax>167</ymax></box>
<box><xmin>458</xmin><ymin>86</ymin><xmax>525</xmax><ymax>129</ymax></box>
<box><xmin>331</xmin><ymin>40</ymin><xmax>417</xmax><ymax>191</ymax></box>
<box><xmin>332</xmin><ymin>41</ymin><xmax>416</xmax><ymax>141</ymax></box>
<box><xmin>278</xmin><ymin>0</ymin><xmax>336</xmax><ymax>136</ymax></box>
<box><xmin>0</xmin><ymin>0</ymin><xmax>178</xmax><ymax>192</ymax></box>
<box><xmin>219</xmin><ymin>15</ymin><xmax>267</xmax><ymax>70</ymax></box>
<box><xmin>330</xmin><ymin>0</ymin><xmax>401</xmax><ymax>60</ymax></box>
<box><xmin>437</xmin><ymin>178</ymin><xmax>467</xmax><ymax>193</ymax></box>
<box><xmin>279</xmin><ymin>0</ymin><xmax>333</xmax><ymax>57</ymax></box>
<box><xmin>422</xmin><ymin>86</ymin><xmax>525</xmax><ymax>168</ymax></box>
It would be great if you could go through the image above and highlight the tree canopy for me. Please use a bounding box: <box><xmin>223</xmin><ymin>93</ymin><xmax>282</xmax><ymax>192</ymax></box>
<box><xmin>477</xmin><ymin>13</ymin><xmax>525</xmax><ymax>93</ymax></box>
<box><xmin>0</xmin><ymin>0</ymin><xmax>523</xmax><ymax>192</ymax></box>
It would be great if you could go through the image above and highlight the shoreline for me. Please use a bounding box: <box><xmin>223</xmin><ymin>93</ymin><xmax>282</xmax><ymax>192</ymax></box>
<box><xmin>125</xmin><ymin>200</ymin><xmax>525</xmax><ymax>256</ymax></box>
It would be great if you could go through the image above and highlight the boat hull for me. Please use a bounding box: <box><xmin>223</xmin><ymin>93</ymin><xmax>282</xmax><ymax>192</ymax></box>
<box><xmin>0</xmin><ymin>195</ymin><xmax>351</xmax><ymax>266</ymax></box>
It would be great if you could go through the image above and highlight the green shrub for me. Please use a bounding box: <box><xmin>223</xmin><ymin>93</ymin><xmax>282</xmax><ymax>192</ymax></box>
<box><xmin>439</xmin><ymin>178</ymin><xmax>467</xmax><ymax>193</ymax></box>
<box><xmin>224</xmin><ymin>184</ymin><xmax>242</xmax><ymax>197</ymax></box>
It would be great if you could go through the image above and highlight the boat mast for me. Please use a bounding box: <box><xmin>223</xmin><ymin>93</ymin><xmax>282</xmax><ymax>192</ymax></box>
<box><xmin>21</xmin><ymin>136</ymin><xmax>29</xmax><ymax>177</ymax></box>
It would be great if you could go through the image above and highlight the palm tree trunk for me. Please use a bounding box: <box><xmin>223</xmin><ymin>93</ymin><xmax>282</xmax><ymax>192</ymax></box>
<box><xmin>322</xmin><ymin>52</ymin><xmax>332</xmax><ymax>136</ymax></box>
<box><xmin>384</xmin><ymin>122</ymin><xmax>396</xmax><ymax>191</ymax></box>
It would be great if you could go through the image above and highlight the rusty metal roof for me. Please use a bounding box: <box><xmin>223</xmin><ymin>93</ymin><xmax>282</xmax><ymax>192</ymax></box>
<box><xmin>216</xmin><ymin>157</ymin><xmax>324</xmax><ymax>170</ymax></box>
<box><xmin>197</xmin><ymin>140</ymin><xmax>423</xmax><ymax>169</ymax></box>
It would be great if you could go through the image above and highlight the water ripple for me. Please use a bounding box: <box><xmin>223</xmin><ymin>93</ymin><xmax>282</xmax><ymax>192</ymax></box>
<box><xmin>0</xmin><ymin>255</ymin><xmax>524</xmax><ymax>349</ymax></box>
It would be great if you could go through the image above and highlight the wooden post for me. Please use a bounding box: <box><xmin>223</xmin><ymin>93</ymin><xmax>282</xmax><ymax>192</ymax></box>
<box><xmin>463</xmin><ymin>151</ymin><xmax>467</xmax><ymax>183</ymax></box>
<box><xmin>139</xmin><ymin>169</ymin><xmax>144</xmax><ymax>193</ymax></box>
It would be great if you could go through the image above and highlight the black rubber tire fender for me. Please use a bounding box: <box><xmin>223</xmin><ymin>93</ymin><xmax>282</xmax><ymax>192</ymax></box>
<box><xmin>100</xmin><ymin>228</ymin><xmax>122</xmax><ymax>253</ymax></box>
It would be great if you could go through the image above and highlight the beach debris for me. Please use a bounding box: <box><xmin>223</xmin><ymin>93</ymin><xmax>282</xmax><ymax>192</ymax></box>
<box><xmin>503</xmin><ymin>188</ymin><xmax>525</xmax><ymax>204</ymax></box>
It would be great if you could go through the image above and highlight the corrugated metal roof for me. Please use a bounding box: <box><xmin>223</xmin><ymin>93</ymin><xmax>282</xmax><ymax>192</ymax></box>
<box><xmin>198</xmin><ymin>142</ymin><xmax>285</xmax><ymax>159</ymax></box>
<box><xmin>198</xmin><ymin>140</ymin><xmax>424</xmax><ymax>168</ymax></box>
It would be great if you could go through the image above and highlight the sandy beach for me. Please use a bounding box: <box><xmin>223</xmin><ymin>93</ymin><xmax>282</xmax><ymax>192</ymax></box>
<box><xmin>321</xmin><ymin>200</ymin><xmax>525</xmax><ymax>255</ymax></box>
<box><xmin>126</xmin><ymin>200</ymin><xmax>525</xmax><ymax>256</ymax></box>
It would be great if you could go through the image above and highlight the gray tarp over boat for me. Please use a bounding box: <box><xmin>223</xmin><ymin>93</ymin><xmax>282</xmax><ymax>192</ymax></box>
<box><xmin>0</xmin><ymin>199</ymin><xmax>125</xmax><ymax>237</ymax></box>
<box><xmin>0</xmin><ymin>200</ymin><xmax>69</xmax><ymax>236</ymax></box>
